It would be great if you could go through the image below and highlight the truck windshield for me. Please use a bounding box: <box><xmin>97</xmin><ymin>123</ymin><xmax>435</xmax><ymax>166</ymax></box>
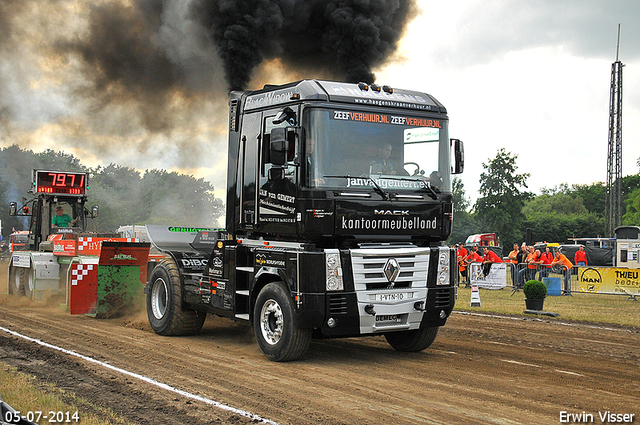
<box><xmin>303</xmin><ymin>108</ymin><xmax>451</xmax><ymax>192</ymax></box>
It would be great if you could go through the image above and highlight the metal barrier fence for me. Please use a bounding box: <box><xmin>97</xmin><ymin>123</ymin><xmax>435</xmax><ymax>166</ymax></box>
<box><xmin>459</xmin><ymin>262</ymin><xmax>573</xmax><ymax>293</ymax></box>
<box><xmin>508</xmin><ymin>263</ymin><xmax>572</xmax><ymax>294</ymax></box>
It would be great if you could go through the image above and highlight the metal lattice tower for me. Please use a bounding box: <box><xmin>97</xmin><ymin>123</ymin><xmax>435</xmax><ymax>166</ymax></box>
<box><xmin>605</xmin><ymin>24</ymin><xmax>623</xmax><ymax>237</ymax></box>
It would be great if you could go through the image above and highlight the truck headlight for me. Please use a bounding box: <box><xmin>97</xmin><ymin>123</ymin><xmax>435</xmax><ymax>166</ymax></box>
<box><xmin>437</xmin><ymin>248</ymin><xmax>450</xmax><ymax>286</ymax></box>
<box><xmin>437</xmin><ymin>272</ymin><xmax>449</xmax><ymax>285</ymax></box>
<box><xmin>439</xmin><ymin>250</ymin><xmax>450</xmax><ymax>267</ymax></box>
<box><xmin>325</xmin><ymin>249</ymin><xmax>344</xmax><ymax>291</ymax></box>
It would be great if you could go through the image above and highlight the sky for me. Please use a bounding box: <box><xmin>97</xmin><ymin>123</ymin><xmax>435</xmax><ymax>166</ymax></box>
<box><xmin>1</xmin><ymin>0</ymin><xmax>639</xmax><ymax>206</ymax></box>
<box><xmin>377</xmin><ymin>0</ymin><xmax>640</xmax><ymax>203</ymax></box>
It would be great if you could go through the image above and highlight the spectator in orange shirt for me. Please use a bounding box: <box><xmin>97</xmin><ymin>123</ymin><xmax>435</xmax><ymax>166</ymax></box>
<box><xmin>466</xmin><ymin>245</ymin><xmax>482</xmax><ymax>263</ymax></box>
<box><xmin>574</xmin><ymin>246</ymin><xmax>588</xmax><ymax>266</ymax></box>
<box><xmin>482</xmin><ymin>246</ymin><xmax>503</xmax><ymax>276</ymax></box>
<box><xmin>507</xmin><ymin>243</ymin><xmax>519</xmax><ymax>286</ymax></box>
<box><xmin>456</xmin><ymin>244</ymin><xmax>468</xmax><ymax>285</ymax></box>
<box><xmin>551</xmin><ymin>249</ymin><xmax>574</xmax><ymax>292</ymax></box>
<box><xmin>528</xmin><ymin>248</ymin><xmax>543</xmax><ymax>279</ymax></box>
<box><xmin>538</xmin><ymin>247</ymin><xmax>553</xmax><ymax>280</ymax></box>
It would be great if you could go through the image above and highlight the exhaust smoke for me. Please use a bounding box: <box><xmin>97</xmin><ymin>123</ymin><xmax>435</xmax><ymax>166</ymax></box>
<box><xmin>195</xmin><ymin>0</ymin><xmax>417</xmax><ymax>90</ymax></box>
<box><xmin>0</xmin><ymin>0</ymin><xmax>418</xmax><ymax>189</ymax></box>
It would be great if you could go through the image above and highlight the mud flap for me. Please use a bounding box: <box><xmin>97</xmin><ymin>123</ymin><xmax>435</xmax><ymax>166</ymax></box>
<box><xmin>95</xmin><ymin>242</ymin><xmax>151</xmax><ymax>317</ymax></box>
<box><xmin>69</xmin><ymin>242</ymin><xmax>150</xmax><ymax>316</ymax></box>
<box><xmin>68</xmin><ymin>259</ymin><xmax>99</xmax><ymax>314</ymax></box>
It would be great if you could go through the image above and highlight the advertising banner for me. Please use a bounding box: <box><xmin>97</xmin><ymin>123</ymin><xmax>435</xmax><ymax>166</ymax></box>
<box><xmin>469</xmin><ymin>263</ymin><xmax>507</xmax><ymax>289</ymax></box>
<box><xmin>576</xmin><ymin>267</ymin><xmax>640</xmax><ymax>296</ymax></box>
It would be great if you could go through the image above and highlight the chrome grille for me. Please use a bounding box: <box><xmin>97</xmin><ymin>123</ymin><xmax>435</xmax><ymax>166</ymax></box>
<box><xmin>351</xmin><ymin>247</ymin><xmax>430</xmax><ymax>291</ymax></box>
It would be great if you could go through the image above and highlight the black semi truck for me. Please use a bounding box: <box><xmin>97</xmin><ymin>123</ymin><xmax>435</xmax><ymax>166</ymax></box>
<box><xmin>145</xmin><ymin>80</ymin><xmax>464</xmax><ymax>361</ymax></box>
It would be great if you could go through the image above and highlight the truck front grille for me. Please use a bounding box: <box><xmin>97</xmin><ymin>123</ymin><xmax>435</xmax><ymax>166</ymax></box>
<box><xmin>350</xmin><ymin>247</ymin><xmax>431</xmax><ymax>291</ymax></box>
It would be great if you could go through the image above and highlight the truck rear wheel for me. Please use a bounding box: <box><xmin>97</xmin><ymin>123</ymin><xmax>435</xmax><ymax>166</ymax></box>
<box><xmin>8</xmin><ymin>264</ymin><xmax>26</xmax><ymax>296</ymax></box>
<box><xmin>254</xmin><ymin>282</ymin><xmax>312</xmax><ymax>362</ymax></box>
<box><xmin>146</xmin><ymin>259</ymin><xmax>205</xmax><ymax>336</ymax></box>
<box><xmin>385</xmin><ymin>326</ymin><xmax>439</xmax><ymax>352</ymax></box>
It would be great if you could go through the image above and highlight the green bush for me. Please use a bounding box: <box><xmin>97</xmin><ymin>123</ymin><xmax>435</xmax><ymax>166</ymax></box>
<box><xmin>523</xmin><ymin>280</ymin><xmax>547</xmax><ymax>299</ymax></box>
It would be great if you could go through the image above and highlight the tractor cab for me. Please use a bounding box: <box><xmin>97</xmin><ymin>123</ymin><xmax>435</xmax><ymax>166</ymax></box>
<box><xmin>9</xmin><ymin>170</ymin><xmax>98</xmax><ymax>251</ymax></box>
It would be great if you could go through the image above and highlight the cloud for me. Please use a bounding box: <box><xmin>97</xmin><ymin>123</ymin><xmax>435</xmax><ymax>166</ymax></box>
<box><xmin>439</xmin><ymin>0</ymin><xmax>640</xmax><ymax>66</ymax></box>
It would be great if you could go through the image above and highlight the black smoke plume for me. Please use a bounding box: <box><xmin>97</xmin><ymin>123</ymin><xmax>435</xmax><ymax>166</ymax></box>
<box><xmin>65</xmin><ymin>0</ymin><xmax>417</xmax><ymax>102</ymax></box>
<box><xmin>194</xmin><ymin>0</ymin><xmax>417</xmax><ymax>90</ymax></box>
<box><xmin>1</xmin><ymin>0</ymin><xmax>417</xmax><ymax>138</ymax></box>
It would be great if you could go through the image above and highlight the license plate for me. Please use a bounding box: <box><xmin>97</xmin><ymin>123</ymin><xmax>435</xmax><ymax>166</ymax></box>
<box><xmin>376</xmin><ymin>315</ymin><xmax>400</xmax><ymax>322</ymax></box>
<box><xmin>376</xmin><ymin>292</ymin><xmax>411</xmax><ymax>302</ymax></box>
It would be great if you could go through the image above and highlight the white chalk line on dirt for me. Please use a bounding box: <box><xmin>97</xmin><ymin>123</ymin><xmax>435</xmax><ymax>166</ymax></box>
<box><xmin>0</xmin><ymin>326</ymin><xmax>280</xmax><ymax>425</ymax></box>
<box><xmin>500</xmin><ymin>359</ymin><xmax>541</xmax><ymax>368</ymax></box>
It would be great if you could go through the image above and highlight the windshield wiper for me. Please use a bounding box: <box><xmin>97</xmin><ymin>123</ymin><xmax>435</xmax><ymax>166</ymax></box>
<box><xmin>324</xmin><ymin>175</ymin><xmax>390</xmax><ymax>200</ymax></box>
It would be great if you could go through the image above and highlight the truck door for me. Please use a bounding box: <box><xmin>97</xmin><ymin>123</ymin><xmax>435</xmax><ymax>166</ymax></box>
<box><xmin>239</xmin><ymin>113</ymin><xmax>261</xmax><ymax>228</ymax></box>
<box><xmin>257</xmin><ymin>112</ymin><xmax>298</xmax><ymax>235</ymax></box>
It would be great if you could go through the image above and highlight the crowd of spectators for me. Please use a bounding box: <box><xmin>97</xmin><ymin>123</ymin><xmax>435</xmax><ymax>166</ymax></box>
<box><xmin>455</xmin><ymin>243</ymin><xmax>503</xmax><ymax>287</ymax></box>
<box><xmin>456</xmin><ymin>241</ymin><xmax>587</xmax><ymax>291</ymax></box>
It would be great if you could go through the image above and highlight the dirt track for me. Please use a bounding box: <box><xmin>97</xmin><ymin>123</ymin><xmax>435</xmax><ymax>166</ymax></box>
<box><xmin>1</xmin><ymin>282</ymin><xmax>639</xmax><ymax>424</ymax></box>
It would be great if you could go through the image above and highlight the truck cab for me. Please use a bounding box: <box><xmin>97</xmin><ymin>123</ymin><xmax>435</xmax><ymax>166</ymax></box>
<box><xmin>227</xmin><ymin>80</ymin><xmax>462</xmax><ymax>246</ymax></box>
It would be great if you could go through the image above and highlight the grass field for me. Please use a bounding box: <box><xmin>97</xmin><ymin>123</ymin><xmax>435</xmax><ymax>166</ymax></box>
<box><xmin>454</xmin><ymin>285</ymin><xmax>640</xmax><ymax>328</ymax></box>
<box><xmin>0</xmin><ymin>363</ymin><xmax>134</xmax><ymax>425</ymax></box>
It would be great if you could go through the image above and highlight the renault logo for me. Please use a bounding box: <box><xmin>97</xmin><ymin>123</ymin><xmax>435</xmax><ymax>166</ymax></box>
<box><xmin>383</xmin><ymin>258</ymin><xmax>400</xmax><ymax>284</ymax></box>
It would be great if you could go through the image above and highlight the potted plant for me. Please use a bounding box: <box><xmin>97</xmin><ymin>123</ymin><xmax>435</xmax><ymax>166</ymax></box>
<box><xmin>523</xmin><ymin>280</ymin><xmax>547</xmax><ymax>311</ymax></box>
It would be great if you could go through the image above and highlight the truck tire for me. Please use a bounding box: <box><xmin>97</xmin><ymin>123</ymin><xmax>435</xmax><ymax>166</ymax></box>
<box><xmin>24</xmin><ymin>267</ymin><xmax>35</xmax><ymax>299</ymax></box>
<box><xmin>385</xmin><ymin>326</ymin><xmax>439</xmax><ymax>352</ymax></box>
<box><xmin>8</xmin><ymin>264</ymin><xmax>26</xmax><ymax>296</ymax></box>
<box><xmin>254</xmin><ymin>282</ymin><xmax>312</xmax><ymax>362</ymax></box>
<box><xmin>146</xmin><ymin>259</ymin><xmax>205</xmax><ymax>336</ymax></box>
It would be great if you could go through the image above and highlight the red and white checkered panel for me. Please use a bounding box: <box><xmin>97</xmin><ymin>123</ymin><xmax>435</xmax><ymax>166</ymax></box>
<box><xmin>77</xmin><ymin>237</ymin><xmax>137</xmax><ymax>254</ymax></box>
<box><xmin>70</xmin><ymin>264</ymin><xmax>94</xmax><ymax>286</ymax></box>
<box><xmin>69</xmin><ymin>262</ymin><xmax>98</xmax><ymax>315</ymax></box>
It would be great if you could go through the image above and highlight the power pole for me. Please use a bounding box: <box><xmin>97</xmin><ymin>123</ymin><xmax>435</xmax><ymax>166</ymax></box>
<box><xmin>605</xmin><ymin>24</ymin><xmax>623</xmax><ymax>237</ymax></box>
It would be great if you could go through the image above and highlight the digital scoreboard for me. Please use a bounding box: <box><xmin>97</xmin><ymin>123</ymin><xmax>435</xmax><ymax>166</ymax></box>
<box><xmin>33</xmin><ymin>170</ymin><xmax>87</xmax><ymax>195</ymax></box>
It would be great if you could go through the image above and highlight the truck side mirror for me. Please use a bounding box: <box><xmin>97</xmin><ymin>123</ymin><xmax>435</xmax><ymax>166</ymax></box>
<box><xmin>270</xmin><ymin>127</ymin><xmax>289</xmax><ymax>166</ymax></box>
<box><xmin>91</xmin><ymin>205</ymin><xmax>99</xmax><ymax>218</ymax></box>
<box><xmin>272</xmin><ymin>106</ymin><xmax>297</xmax><ymax>126</ymax></box>
<box><xmin>451</xmin><ymin>139</ymin><xmax>464</xmax><ymax>174</ymax></box>
<box><xmin>9</xmin><ymin>202</ymin><xmax>17</xmax><ymax>216</ymax></box>
<box><xmin>268</xmin><ymin>167</ymin><xmax>284</xmax><ymax>181</ymax></box>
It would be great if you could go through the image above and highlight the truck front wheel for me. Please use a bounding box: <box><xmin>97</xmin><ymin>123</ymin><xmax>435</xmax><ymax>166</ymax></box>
<box><xmin>385</xmin><ymin>326</ymin><xmax>439</xmax><ymax>352</ymax></box>
<box><xmin>146</xmin><ymin>259</ymin><xmax>205</xmax><ymax>336</ymax></box>
<box><xmin>253</xmin><ymin>282</ymin><xmax>312</xmax><ymax>362</ymax></box>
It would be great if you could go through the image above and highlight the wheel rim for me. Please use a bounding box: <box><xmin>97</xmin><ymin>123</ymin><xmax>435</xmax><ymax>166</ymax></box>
<box><xmin>151</xmin><ymin>278</ymin><xmax>168</xmax><ymax>320</ymax></box>
<box><xmin>260</xmin><ymin>299</ymin><xmax>284</xmax><ymax>345</ymax></box>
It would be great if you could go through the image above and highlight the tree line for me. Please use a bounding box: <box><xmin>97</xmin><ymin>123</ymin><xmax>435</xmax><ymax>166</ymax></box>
<box><xmin>450</xmin><ymin>148</ymin><xmax>640</xmax><ymax>248</ymax></box>
<box><xmin>0</xmin><ymin>145</ymin><xmax>224</xmax><ymax>238</ymax></box>
<box><xmin>3</xmin><ymin>144</ymin><xmax>638</xmax><ymax>247</ymax></box>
